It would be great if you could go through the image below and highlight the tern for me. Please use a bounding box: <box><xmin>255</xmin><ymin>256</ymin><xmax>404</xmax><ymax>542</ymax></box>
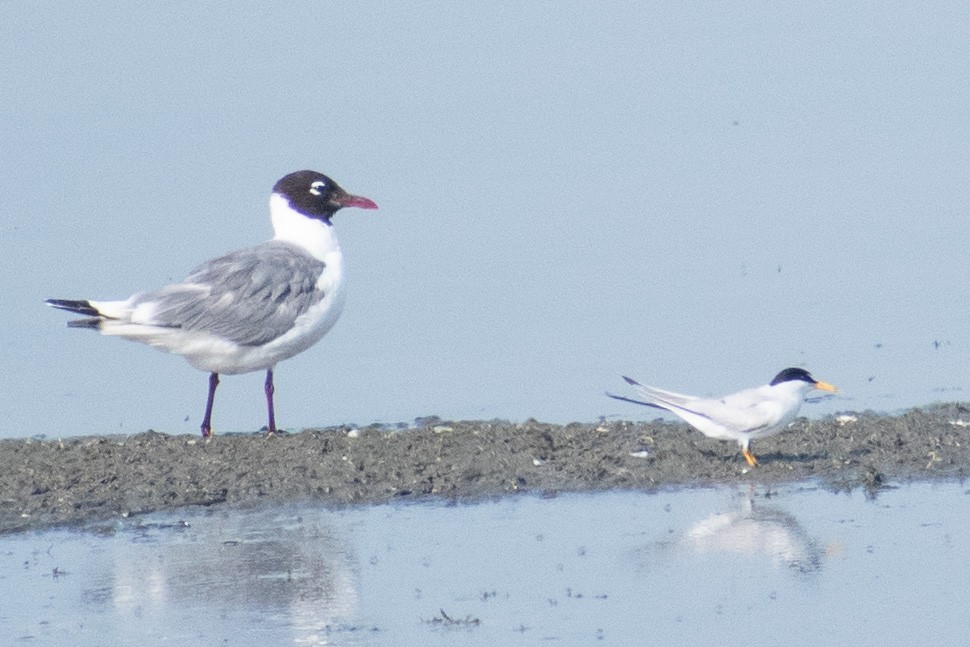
<box><xmin>607</xmin><ymin>367</ymin><xmax>837</xmax><ymax>466</ymax></box>
<box><xmin>47</xmin><ymin>170</ymin><xmax>377</xmax><ymax>437</ymax></box>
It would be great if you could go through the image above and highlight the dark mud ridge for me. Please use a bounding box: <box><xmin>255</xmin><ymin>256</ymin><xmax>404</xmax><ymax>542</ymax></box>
<box><xmin>3</xmin><ymin>404</ymin><xmax>970</xmax><ymax>533</ymax></box>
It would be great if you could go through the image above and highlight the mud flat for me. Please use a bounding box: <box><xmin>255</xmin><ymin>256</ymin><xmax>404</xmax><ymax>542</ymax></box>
<box><xmin>2</xmin><ymin>404</ymin><xmax>969</xmax><ymax>533</ymax></box>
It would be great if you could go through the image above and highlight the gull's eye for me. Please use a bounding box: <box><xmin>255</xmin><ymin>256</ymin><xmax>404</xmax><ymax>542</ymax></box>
<box><xmin>309</xmin><ymin>180</ymin><xmax>328</xmax><ymax>196</ymax></box>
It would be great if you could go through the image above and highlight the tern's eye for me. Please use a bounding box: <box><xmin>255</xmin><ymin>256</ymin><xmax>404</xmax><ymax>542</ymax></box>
<box><xmin>309</xmin><ymin>180</ymin><xmax>328</xmax><ymax>196</ymax></box>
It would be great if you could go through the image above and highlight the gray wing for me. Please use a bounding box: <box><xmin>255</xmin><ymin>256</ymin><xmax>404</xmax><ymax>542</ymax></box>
<box><xmin>132</xmin><ymin>241</ymin><xmax>327</xmax><ymax>346</ymax></box>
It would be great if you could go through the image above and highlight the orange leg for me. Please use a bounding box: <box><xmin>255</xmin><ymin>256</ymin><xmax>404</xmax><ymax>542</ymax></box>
<box><xmin>742</xmin><ymin>448</ymin><xmax>758</xmax><ymax>467</ymax></box>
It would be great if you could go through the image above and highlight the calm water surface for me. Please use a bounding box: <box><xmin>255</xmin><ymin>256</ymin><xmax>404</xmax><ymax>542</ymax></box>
<box><xmin>2</xmin><ymin>481</ymin><xmax>968</xmax><ymax>646</ymax></box>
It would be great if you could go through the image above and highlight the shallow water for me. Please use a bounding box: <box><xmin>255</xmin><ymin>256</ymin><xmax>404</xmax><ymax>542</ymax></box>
<box><xmin>2</xmin><ymin>481</ymin><xmax>969</xmax><ymax>645</ymax></box>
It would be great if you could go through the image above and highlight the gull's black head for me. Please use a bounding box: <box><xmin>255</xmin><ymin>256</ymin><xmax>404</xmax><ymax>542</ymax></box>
<box><xmin>273</xmin><ymin>170</ymin><xmax>378</xmax><ymax>223</ymax></box>
<box><xmin>770</xmin><ymin>367</ymin><xmax>816</xmax><ymax>386</ymax></box>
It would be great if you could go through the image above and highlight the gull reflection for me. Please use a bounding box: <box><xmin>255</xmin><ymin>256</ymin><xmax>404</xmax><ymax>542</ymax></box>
<box><xmin>103</xmin><ymin>505</ymin><xmax>359</xmax><ymax>645</ymax></box>
<box><xmin>675</xmin><ymin>491</ymin><xmax>825</xmax><ymax>574</ymax></box>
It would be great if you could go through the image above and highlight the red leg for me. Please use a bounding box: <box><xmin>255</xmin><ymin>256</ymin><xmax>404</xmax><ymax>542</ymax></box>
<box><xmin>265</xmin><ymin>369</ymin><xmax>276</xmax><ymax>434</ymax></box>
<box><xmin>201</xmin><ymin>372</ymin><xmax>219</xmax><ymax>437</ymax></box>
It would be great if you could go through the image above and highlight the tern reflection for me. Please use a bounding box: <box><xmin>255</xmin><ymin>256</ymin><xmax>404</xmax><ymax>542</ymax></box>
<box><xmin>675</xmin><ymin>491</ymin><xmax>825</xmax><ymax>574</ymax></box>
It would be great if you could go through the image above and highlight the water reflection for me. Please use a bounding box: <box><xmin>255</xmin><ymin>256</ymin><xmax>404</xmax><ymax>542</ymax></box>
<box><xmin>98</xmin><ymin>506</ymin><xmax>360</xmax><ymax>645</ymax></box>
<box><xmin>672</xmin><ymin>490</ymin><xmax>825</xmax><ymax>574</ymax></box>
<box><xmin>5</xmin><ymin>484</ymin><xmax>969</xmax><ymax>646</ymax></box>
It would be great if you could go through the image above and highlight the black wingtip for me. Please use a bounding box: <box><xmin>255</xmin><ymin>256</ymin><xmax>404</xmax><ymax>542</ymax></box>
<box><xmin>621</xmin><ymin>375</ymin><xmax>638</xmax><ymax>386</ymax></box>
<box><xmin>605</xmin><ymin>391</ymin><xmax>665</xmax><ymax>410</ymax></box>
<box><xmin>66</xmin><ymin>318</ymin><xmax>103</xmax><ymax>330</ymax></box>
<box><xmin>46</xmin><ymin>299</ymin><xmax>99</xmax><ymax>317</ymax></box>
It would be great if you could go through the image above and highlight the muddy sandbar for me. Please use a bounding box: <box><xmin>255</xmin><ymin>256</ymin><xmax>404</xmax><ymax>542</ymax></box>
<box><xmin>2</xmin><ymin>404</ymin><xmax>969</xmax><ymax>533</ymax></box>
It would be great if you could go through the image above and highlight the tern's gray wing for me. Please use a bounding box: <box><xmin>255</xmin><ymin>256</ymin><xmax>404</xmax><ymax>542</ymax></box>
<box><xmin>133</xmin><ymin>241</ymin><xmax>326</xmax><ymax>346</ymax></box>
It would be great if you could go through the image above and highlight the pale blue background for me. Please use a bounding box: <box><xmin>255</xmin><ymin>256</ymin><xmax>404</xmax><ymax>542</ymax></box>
<box><xmin>3</xmin><ymin>2</ymin><xmax>969</xmax><ymax>438</ymax></box>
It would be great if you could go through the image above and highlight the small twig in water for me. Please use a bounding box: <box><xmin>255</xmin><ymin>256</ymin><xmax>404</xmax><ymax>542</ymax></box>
<box><xmin>424</xmin><ymin>609</ymin><xmax>481</xmax><ymax>628</ymax></box>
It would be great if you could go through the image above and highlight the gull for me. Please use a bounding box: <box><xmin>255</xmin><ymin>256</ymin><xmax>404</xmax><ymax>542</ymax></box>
<box><xmin>47</xmin><ymin>170</ymin><xmax>377</xmax><ymax>437</ymax></box>
<box><xmin>607</xmin><ymin>368</ymin><xmax>837</xmax><ymax>466</ymax></box>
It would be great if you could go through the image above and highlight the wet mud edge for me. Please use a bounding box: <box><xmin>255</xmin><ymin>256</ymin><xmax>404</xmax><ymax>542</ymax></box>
<box><xmin>2</xmin><ymin>403</ymin><xmax>970</xmax><ymax>533</ymax></box>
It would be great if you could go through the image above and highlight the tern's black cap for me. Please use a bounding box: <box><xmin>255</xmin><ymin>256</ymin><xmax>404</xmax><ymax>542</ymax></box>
<box><xmin>770</xmin><ymin>367</ymin><xmax>816</xmax><ymax>386</ymax></box>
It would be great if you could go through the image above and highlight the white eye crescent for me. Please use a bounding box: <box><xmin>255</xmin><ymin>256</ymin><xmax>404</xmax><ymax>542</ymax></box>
<box><xmin>309</xmin><ymin>180</ymin><xmax>327</xmax><ymax>196</ymax></box>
